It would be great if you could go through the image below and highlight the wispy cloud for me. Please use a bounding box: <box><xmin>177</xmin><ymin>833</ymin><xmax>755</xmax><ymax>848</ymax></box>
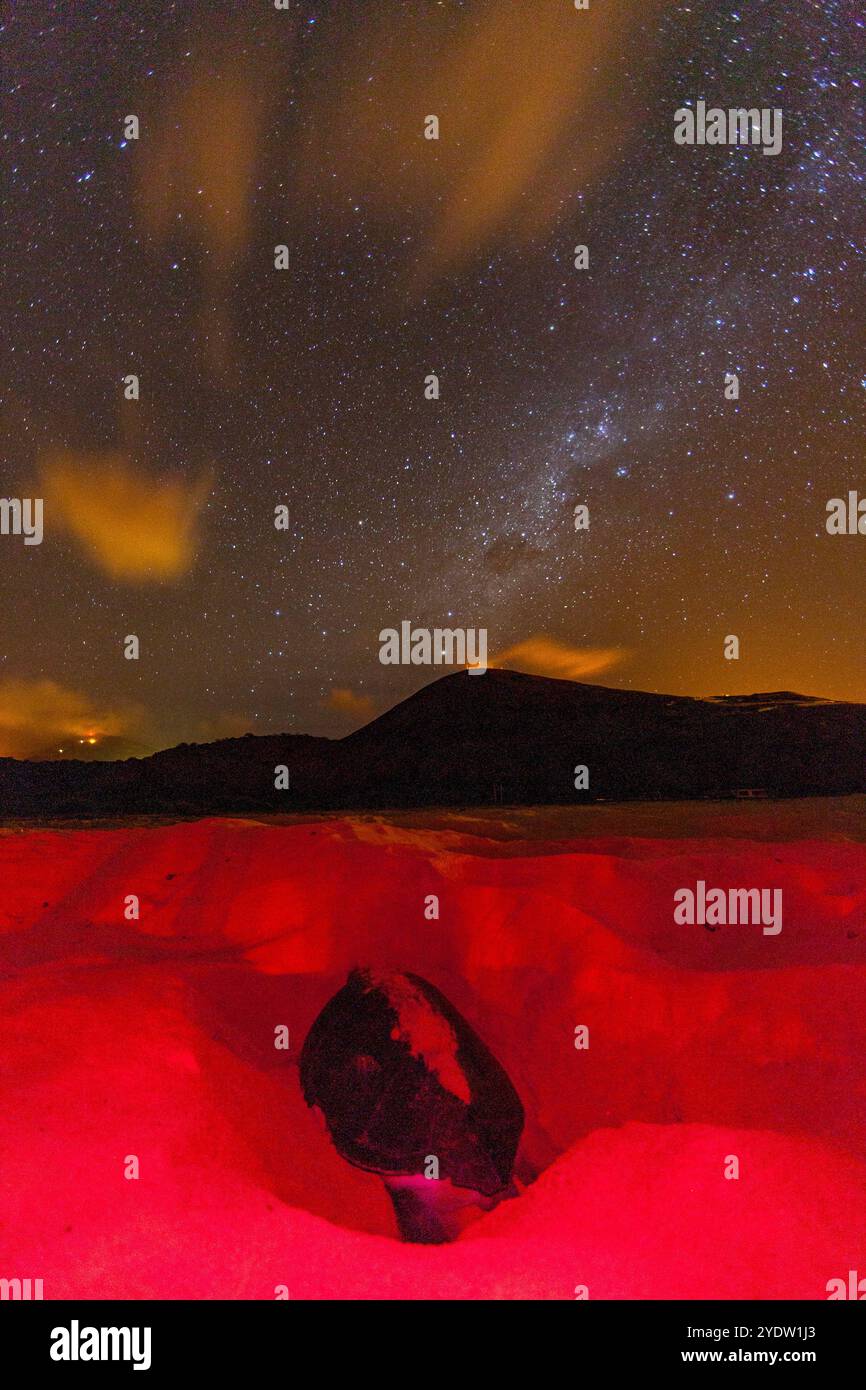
<box><xmin>490</xmin><ymin>635</ymin><xmax>627</xmax><ymax>681</ymax></box>
<box><xmin>325</xmin><ymin>687</ymin><xmax>376</xmax><ymax>722</ymax></box>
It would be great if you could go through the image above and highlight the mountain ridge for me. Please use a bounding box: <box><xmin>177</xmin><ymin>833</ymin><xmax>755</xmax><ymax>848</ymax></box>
<box><xmin>1</xmin><ymin>668</ymin><xmax>863</xmax><ymax>816</ymax></box>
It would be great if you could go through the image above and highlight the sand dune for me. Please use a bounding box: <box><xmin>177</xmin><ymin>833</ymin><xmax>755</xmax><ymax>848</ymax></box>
<box><xmin>1</xmin><ymin>811</ymin><xmax>864</xmax><ymax>1298</ymax></box>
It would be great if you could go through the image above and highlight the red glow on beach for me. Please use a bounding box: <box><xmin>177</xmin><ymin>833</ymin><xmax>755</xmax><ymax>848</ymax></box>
<box><xmin>1</xmin><ymin>814</ymin><xmax>864</xmax><ymax>1299</ymax></box>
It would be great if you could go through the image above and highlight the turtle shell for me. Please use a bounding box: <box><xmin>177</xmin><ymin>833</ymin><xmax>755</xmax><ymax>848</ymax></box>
<box><xmin>299</xmin><ymin>969</ymin><xmax>524</xmax><ymax>1196</ymax></box>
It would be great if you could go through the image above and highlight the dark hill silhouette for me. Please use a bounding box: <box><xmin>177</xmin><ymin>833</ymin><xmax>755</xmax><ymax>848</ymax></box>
<box><xmin>1</xmin><ymin>669</ymin><xmax>864</xmax><ymax>818</ymax></box>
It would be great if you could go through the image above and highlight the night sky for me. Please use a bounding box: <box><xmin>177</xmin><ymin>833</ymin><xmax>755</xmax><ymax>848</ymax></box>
<box><xmin>2</xmin><ymin>0</ymin><xmax>864</xmax><ymax>759</ymax></box>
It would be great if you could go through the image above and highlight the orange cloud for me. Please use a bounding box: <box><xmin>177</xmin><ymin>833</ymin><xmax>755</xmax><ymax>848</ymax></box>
<box><xmin>295</xmin><ymin>0</ymin><xmax>661</xmax><ymax>284</ymax></box>
<box><xmin>40</xmin><ymin>451</ymin><xmax>209</xmax><ymax>582</ymax></box>
<box><xmin>0</xmin><ymin>679</ymin><xmax>143</xmax><ymax>759</ymax></box>
<box><xmin>490</xmin><ymin>636</ymin><xmax>627</xmax><ymax>682</ymax></box>
<box><xmin>135</xmin><ymin>44</ymin><xmax>277</xmax><ymax>374</ymax></box>
<box><xmin>137</xmin><ymin>61</ymin><xmax>268</xmax><ymax>271</ymax></box>
<box><xmin>325</xmin><ymin>688</ymin><xmax>376</xmax><ymax>722</ymax></box>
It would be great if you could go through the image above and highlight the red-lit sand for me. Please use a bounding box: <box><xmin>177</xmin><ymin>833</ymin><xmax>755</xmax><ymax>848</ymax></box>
<box><xmin>1</xmin><ymin>807</ymin><xmax>865</xmax><ymax>1299</ymax></box>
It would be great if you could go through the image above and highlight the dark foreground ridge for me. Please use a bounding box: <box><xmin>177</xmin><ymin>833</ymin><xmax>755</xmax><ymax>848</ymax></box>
<box><xmin>1</xmin><ymin>669</ymin><xmax>864</xmax><ymax>817</ymax></box>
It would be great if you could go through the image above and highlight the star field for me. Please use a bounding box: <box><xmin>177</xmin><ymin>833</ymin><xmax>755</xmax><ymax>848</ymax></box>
<box><xmin>1</xmin><ymin>0</ymin><xmax>863</xmax><ymax>757</ymax></box>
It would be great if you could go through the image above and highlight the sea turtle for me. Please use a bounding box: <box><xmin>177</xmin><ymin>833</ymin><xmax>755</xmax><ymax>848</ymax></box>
<box><xmin>299</xmin><ymin>968</ymin><xmax>525</xmax><ymax>1242</ymax></box>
